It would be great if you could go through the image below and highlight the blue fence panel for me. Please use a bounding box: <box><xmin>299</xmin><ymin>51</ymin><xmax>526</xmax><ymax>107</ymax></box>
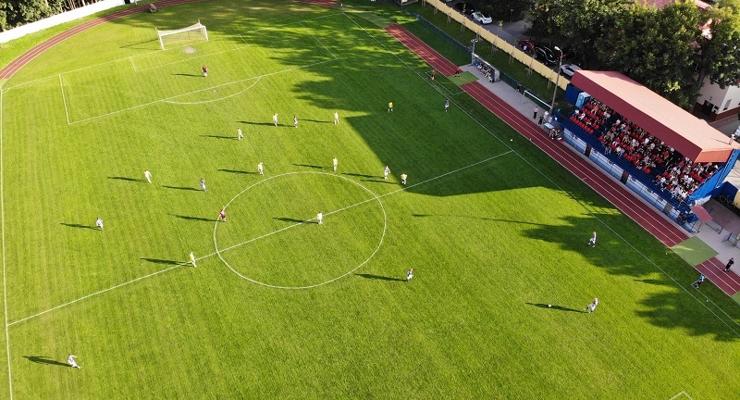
<box><xmin>558</xmin><ymin>115</ymin><xmax>691</xmax><ymax>211</ymax></box>
<box><xmin>688</xmin><ymin>149</ymin><xmax>739</xmax><ymax>202</ymax></box>
<box><xmin>565</xmin><ymin>84</ymin><xmax>581</xmax><ymax>105</ymax></box>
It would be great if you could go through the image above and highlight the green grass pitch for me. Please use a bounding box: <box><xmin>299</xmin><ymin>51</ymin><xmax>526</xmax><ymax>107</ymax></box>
<box><xmin>0</xmin><ymin>1</ymin><xmax>737</xmax><ymax>398</ymax></box>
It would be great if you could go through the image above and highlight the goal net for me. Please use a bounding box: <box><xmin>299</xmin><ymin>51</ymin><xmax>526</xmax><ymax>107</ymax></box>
<box><xmin>156</xmin><ymin>21</ymin><xmax>208</xmax><ymax>50</ymax></box>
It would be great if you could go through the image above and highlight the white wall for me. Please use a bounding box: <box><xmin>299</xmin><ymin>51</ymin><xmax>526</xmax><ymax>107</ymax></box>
<box><xmin>0</xmin><ymin>0</ymin><xmax>127</xmax><ymax>44</ymax></box>
<box><xmin>697</xmin><ymin>78</ymin><xmax>740</xmax><ymax>114</ymax></box>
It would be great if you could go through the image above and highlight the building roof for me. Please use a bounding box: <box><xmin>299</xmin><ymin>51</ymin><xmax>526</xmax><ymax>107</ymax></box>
<box><xmin>571</xmin><ymin>70</ymin><xmax>738</xmax><ymax>163</ymax></box>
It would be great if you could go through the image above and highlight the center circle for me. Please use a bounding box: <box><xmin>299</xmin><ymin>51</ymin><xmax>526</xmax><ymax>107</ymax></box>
<box><xmin>213</xmin><ymin>171</ymin><xmax>387</xmax><ymax>289</ymax></box>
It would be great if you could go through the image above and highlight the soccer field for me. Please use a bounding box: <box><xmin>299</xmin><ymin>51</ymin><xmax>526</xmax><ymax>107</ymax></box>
<box><xmin>0</xmin><ymin>1</ymin><xmax>738</xmax><ymax>398</ymax></box>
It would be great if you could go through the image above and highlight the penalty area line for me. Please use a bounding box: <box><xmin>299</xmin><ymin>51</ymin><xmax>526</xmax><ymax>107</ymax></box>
<box><xmin>58</xmin><ymin>74</ymin><xmax>71</xmax><ymax>126</ymax></box>
<box><xmin>67</xmin><ymin>57</ymin><xmax>339</xmax><ymax>125</ymax></box>
<box><xmin>7</xmin><ymin>150</ymin><xmax>513</xmax><ymax>326</ymax></box>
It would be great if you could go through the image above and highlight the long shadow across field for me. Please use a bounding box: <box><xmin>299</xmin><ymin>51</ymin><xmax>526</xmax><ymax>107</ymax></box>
<box><xmin>526</xmin><ymin>303</ymin><xmax>586</xmax><ymax>313</ymax></box>
<box><xmin>60</xmin><ymin>222</ymin><xmax>98</xmax><ymax>231</ymax></box>
<box><xmin>355</xmin><ymin>273</ymin><xmax>406</xmax><ymax>282</ymax></box>
<box><xmin>102</xmin><ymin>5</ymin><xmax>739</xmax><ymax>341</ymax></box>
<box><xmin>23</xmin><ymin>356</ymin><xmax>70</xmax><ymax>368</ymax></box>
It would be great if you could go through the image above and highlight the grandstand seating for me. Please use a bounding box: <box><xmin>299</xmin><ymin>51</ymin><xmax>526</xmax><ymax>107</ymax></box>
<box><xmin>568</xmin><ymin>99</ymin><xmax>721</xmax><ymax>203</ymax></box>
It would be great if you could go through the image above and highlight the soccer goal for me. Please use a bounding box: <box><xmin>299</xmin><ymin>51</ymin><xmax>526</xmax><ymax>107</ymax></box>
<box><xmin>156</xmin><ymin>21</ymin><xmax>208</xmax><ymax>50</ymax></box>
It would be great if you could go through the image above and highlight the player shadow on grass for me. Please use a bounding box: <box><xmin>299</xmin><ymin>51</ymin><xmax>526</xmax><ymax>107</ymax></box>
<box><xmin>292</xmin><ymin>163</ymin><xmax>323</xmax><ymax>169</ymax></box>
<box><xmin>23</xmin><ymin>355</ymin><xmax>70</xmax><ymax>368</ymax></box>
<box><xmin>343</xmin><ymin>172</ymin><xmax>378</xmax><ymax>179</ymax></box>
<box><xmin>218</xmin><ymin>168</ymin><xmax>256</xmax><ymax>175</ymax></box>
<box><xmin>526</xmin><ymin>302</ymin><xmax>586</xmax><ymax>313</ymax></box>
<box><xmin>108</xmin><ymin>176</ymin><xmax>145</xmax><ymax>183</ymax></box>
<box><xmin>361</xmin><ymin>178</ymin><xmax>397</xmax><ymax>185</ymax></box>
<box><xmin>161</xmin><ymin>185</ymin><xmax>200</xmax><ymax>191</ymax></box>
<box><xmin>201</xmin><ymin>134</ymin><xmax>238</xmax><ymax>140</ymax></box>
<box><xmin>141</xmin><ymin>257</ymin><xmax>182</xmax><ymax>265</ymax></box>
<box><xmin>355</xmin><ymin>273</ymin><xmax>406</xmax><ymax>282</ymax></box>
<box><xmin>60</xmin><ymin>222</ymin><xmax>98</xmax><ymax>231</ymax></box>
<box><xmin>274</xmin><ymin>217</ymin><xmax>315</xmax><ymax>224</ymax></box>
<box><xmin>172</xmin><ymin>73</ymin><xmax>202</xmax><ymax>78</ymax></box>
<box><xmin>171</xmin><ymin>214</ymin><xmax>215</xmax><ymax>222</ymax></box>
<box><xmin>238</xmin><ymin>120</ymin><xmax>281</xmax><ymax>127</ymax></box>
<box><xmin>522</xmin><ymin>213</ymin><xmax>739</xmax><ymax>341</ymax></box>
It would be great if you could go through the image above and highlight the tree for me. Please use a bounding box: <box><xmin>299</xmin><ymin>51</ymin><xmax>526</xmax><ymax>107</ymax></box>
<box><xmin>530</xmin><ymin>0</ymin><xmax>630</xmax><ymax>67</ymax></box>
<box><xmin>471</xmin><ymin>0</ymin><xmax>534</xmax><ymax>22</ymax></box>
<box><xmin>696</xmin><ymin>0</ymin><xmax>740</xmax><ymax>91</ymax></box>
<box><xmin>530</xmin><ymin>0</ymin><xmax>730</xmax><ymax>109</ymax></box>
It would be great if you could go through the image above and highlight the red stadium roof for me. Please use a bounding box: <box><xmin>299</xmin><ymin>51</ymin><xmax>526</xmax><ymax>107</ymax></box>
<box><xmin>571</xmin><ymin>70</ymin><xmax>738</xmax><ymax>163</ymax></box>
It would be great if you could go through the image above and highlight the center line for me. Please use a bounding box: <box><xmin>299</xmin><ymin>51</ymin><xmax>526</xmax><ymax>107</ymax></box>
<box><xmin>7</xmin><ymin>150</ymin><xmax>513</xmax><ymax>326</ymax></box>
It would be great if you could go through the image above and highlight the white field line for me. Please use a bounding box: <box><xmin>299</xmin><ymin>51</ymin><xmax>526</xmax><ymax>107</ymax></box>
<box><xmin>7</xmin><ymin>150</ymin><xmax>514</xmax><ymax>326</ymax></box>
<box><xmin>67</xmin><ymin>58</ymin><xmax>338</xmax><ymax>125</ymax></box>
<box><xmin>162</xmin><ymin>77</ymin><xmax>263</xmax><ymax>105</ymax></box>
<box><xmin>129</xmin><ymin>56</ymin><xmax>137</xmax><ymax>73</ymax></box>
<box><xmin>7</xmin><ymin>263</ymin><xmax>189</xmax><ymax>327</ymax></box>
<box><xmin>344</xmin><ymin>11</ymin><xmax>740</xmax><ymax>334</ymax></box>
<box><xmin>668</xmin><ymin>391</ymin><xmax>693</xmax><ymax>400</ymax></box>
<box><xmin>1</xmin><ymin>89</ymin><xmax>14</xmax><ymax>399</ymax></box>
<box><xmin>3</xmin><ymin>12</ymin><xmax>344</xmax><ymax>93</ymax></box>
<box><xmin>218</xmin><ymin>151</ymin><xmax>514</xmax><ymax>255</ymax></box>
<box><xmin>213</xmin><ymin>171</ymin><xmax>388</xmax><ymax>290</ymax></box>
<box><xmin>58</xmin><ymin>74</ymin><xmax>71</xmax><ymax>126</ymax></box>
<box><xmin>301</xmin><ymin>22</ymin><xmax>338</xmax><ymax>60</ymax></box>
<box><xmin>133</xmin><ymin>41</ymin><xmax>245</xmax><ymax>73</ymax></box>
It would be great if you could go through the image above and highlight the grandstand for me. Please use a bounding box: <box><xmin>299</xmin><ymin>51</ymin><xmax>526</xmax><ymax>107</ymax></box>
<box><xmin>559</xmin><ymin>70</ymin><xmax>740</xmax><ymax>226</ymax></box>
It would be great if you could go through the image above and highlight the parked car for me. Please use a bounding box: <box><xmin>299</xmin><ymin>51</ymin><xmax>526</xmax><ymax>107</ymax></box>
<box><xmin>517</xmin><ymin>39</ymin><xmax>536</xmax><ymax>53</ymax></box>
<box><xmin>453</xmin><ymin>2</ymin><xmax>475</xmax><ymax>14</ymax></box>
<box><xmin>471</xmin><ymin>11</ymin><xmax>492</xmax><ymax>25</ymax></box>
<box><xmin>534</xmin><ymin>46</ymin><xmax>558</xmax><ymax>65</ymax></box>
<box><xmin>559</xmin><ymin>63</ymin><xmax>582</xmax><ymax>78</ymax></box>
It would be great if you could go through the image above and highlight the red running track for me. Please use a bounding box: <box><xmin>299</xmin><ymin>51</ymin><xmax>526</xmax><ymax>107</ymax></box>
<box><xmin>462</xmin><ymin>81</ymin><xmax>740</xmax><ymax>296</ymax></box>
<box><xmin>698</xmin><ymin>257</ymin><xmax>740</xmax><ymax>294</ymax></box>
<box><xmin>385</xmin><ymin>26</ymin><xmax>740</xmax><ymax>296</ymax></box>
<box><xmin>1</xmin><ymin>2</ymin><xmax>737</xmax><ymax>296</ymax></box>
<box><xmin>385</xmin><ymin>24</ymin><xmax>459</xmax><ymax>77</ymax></box>
<box><xmin>0</xmin><ymin>0</ymin><xmax>206</xmax><ymax>80</ymax></box>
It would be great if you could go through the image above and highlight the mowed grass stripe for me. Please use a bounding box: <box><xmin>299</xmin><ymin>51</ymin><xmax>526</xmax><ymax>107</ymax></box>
<box><xmin>0</xmin><ymin>1</ymin><xmax>737</xmax><ymax>399</ymax></box>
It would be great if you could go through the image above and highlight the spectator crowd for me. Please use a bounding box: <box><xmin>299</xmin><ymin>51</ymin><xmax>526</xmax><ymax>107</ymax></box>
<box><xmin>568</xmin><ymin>99</ymin><xmax>720</xmax><ymax>203</ymax></box>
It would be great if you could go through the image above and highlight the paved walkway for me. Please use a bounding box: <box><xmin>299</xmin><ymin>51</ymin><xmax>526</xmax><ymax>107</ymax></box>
<box><xmin>386</xmin><ymin>24</ymin><xmax>740</xmax><ymax>296</ymax></box>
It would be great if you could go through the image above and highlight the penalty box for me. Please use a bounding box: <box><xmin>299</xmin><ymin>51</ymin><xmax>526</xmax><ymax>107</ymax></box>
<box><xmin>58</xmin><ymin>22</ymin><xmax>339</xmax><ymax>124</ymax></box>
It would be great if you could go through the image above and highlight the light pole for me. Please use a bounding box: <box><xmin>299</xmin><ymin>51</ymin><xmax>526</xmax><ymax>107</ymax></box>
<box><xmin>549</xmin><ymin>46</ymin><xmax>563</xmax><ymax>115</ymax></box>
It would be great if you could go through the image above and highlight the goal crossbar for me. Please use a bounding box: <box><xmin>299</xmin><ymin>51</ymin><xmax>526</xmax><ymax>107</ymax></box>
<box><xmin>156</xmin><ymin>21</ymin><xmax>208</xmax><ymax>50</ymax></box>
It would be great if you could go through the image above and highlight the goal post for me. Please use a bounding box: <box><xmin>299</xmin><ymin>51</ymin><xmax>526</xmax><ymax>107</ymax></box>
<box><xmin>156</xmin><ymin>20</ymin><xmax>208</xmax><ymax>50</ymax></box>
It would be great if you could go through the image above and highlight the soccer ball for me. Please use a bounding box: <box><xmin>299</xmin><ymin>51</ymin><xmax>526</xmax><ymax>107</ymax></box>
<box><xmin>510</xmin><ymin>139</ymin><xmax>513</xmax><ymax>142</ymax></box>
<box><xmin>547</xmin><ymin>304</ymin><xmax>552</xmax><ymax>308</ymax></box>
